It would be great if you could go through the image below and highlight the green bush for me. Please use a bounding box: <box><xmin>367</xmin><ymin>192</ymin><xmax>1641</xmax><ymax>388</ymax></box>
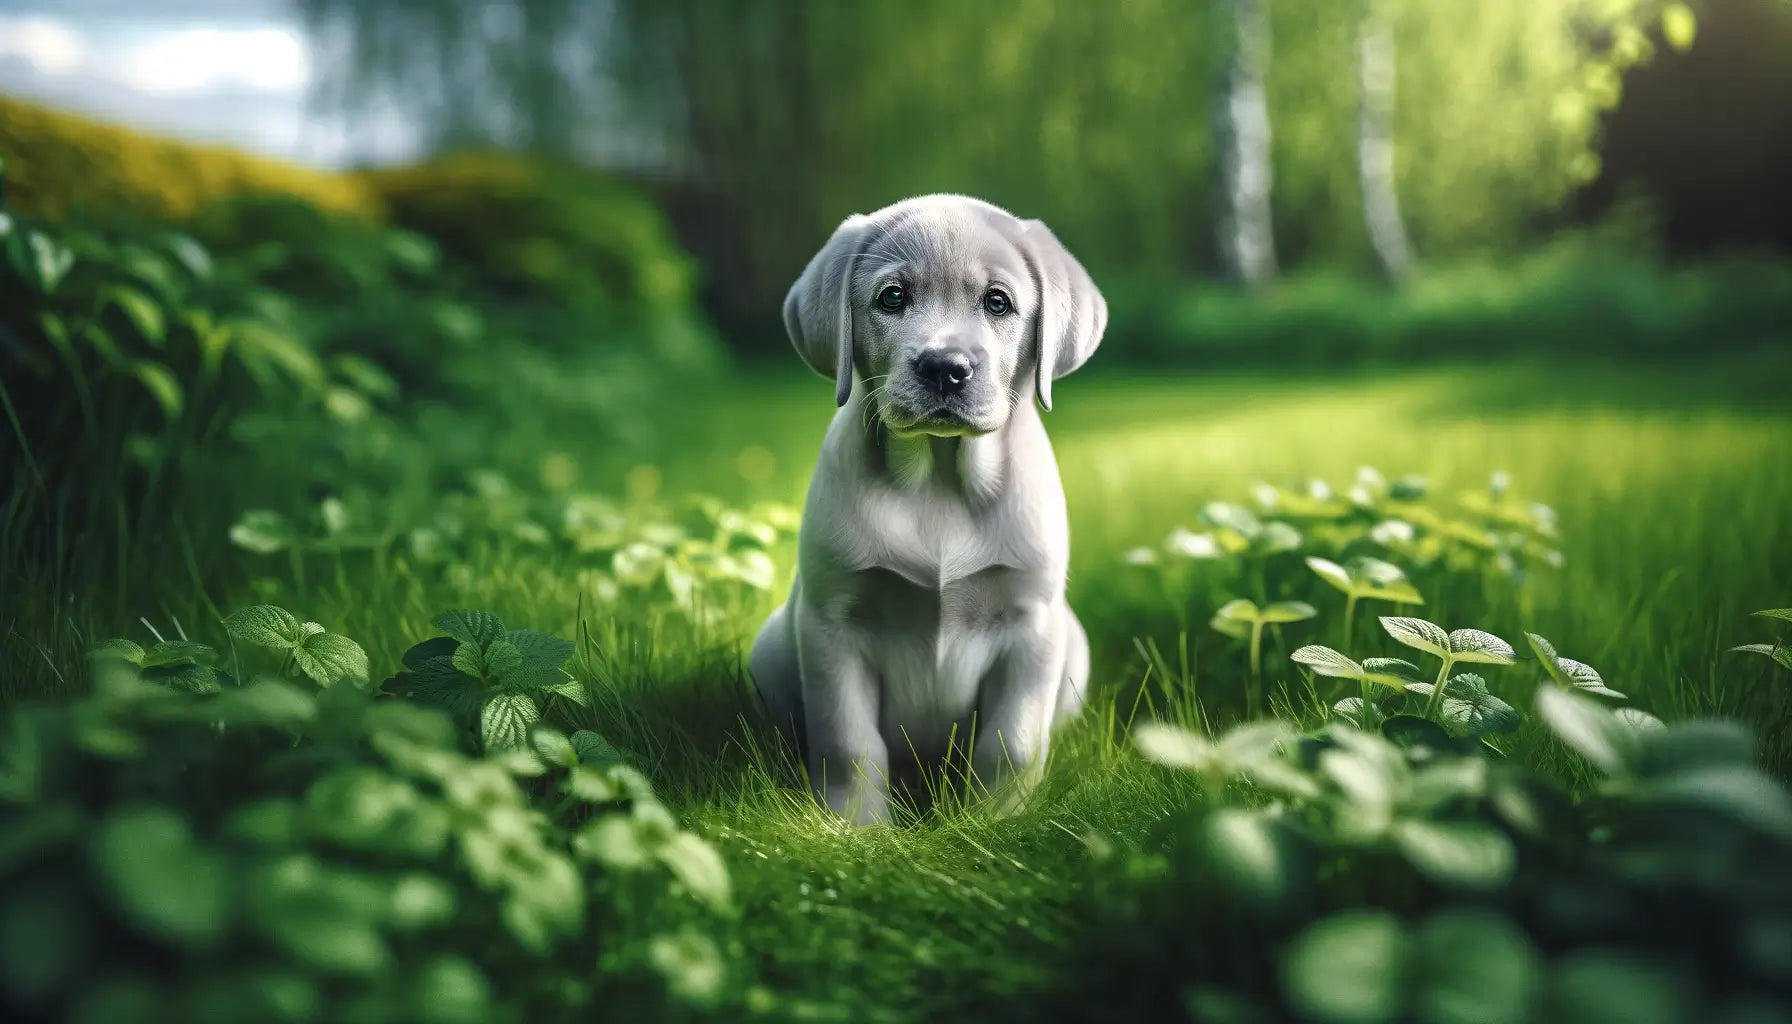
<box><xmin>362</xmin><ymin>153</ymin><xmax>720</xmax><ymax>373</ymax></box>
<box><xmin>0</xmin><ymin>605</ymin><xmax>748</xmax><ymax>1023</ymax></box>
<box><xmin>1102</xmin><ymin>235</ymin><xmax>1792</xmax><ymax>369</ymax></box>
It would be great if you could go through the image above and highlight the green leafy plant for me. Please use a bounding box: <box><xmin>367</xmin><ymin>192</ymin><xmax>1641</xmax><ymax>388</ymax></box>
<box><xmin>0</xmin><ymin>605</ymin><xmax>746</xmax><ymax>1022</ymax></box>
<box><xmin>384</xmin><ymin>609</ymin><xmax>586</xmax><ymax>753</ymax></box>
<box><xmin>1378</xmin><ymin>616</ymin><xmax>1517</xmax><ymax>722</ymax></box>
<box><xmin>1732</xmin><ymin>606</ymin><xmax>1792</xmax><ymax>671</ymax></box>
<box><xmin>1209</xmin><ymin>598</ymin><xmax>1316</xmax><ymax>715</ymax></box>
<box><xmin>1305</xmin><ymin>555</ymin><xmax>1424</xmax><ymax>645</ymax></box>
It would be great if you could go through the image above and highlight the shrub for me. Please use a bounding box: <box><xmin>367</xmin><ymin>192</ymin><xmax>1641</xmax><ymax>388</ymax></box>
<box><xmin>0</xmin><ymin>94</ymin><xmax>382</xmax><ymax>223</ymax></box>
<box><xmin>361</xmin><ymin>153</ymin><xmax>720</xmax><ymax>371</ymax></box>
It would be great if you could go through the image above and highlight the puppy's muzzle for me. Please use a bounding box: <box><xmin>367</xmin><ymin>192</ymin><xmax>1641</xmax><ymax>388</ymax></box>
<box><xmin>914</xmin><ymin>347</ymin><xmax>976</xmax><ymax>398</ymax></box>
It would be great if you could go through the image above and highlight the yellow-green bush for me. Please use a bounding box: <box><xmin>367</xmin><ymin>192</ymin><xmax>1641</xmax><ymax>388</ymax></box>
<box><xmin>0</xmin><ymin>93</ymin><xmax>383</xmax><ymax>223</ymax></box>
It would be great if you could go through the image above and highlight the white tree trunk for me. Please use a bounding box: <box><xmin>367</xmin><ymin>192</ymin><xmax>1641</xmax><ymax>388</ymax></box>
<box><xmin>1215</xmin><ymin>0</ymin><xmax>1278</xmax><ymax>289</ymax></box>
<box><xmin>1357</xmin><ymin>12</ymin><xmax>1413</xmax><ymax>281</ymax></box>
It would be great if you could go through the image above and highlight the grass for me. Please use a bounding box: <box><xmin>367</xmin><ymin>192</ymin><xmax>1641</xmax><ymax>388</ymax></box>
<box><xmin>8</xmin><ymin>353</ymin><xmax>1792</xmax><ymax>1019</ymax></box>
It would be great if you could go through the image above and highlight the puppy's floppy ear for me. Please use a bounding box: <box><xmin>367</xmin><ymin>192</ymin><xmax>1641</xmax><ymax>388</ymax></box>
<box><xmin>1019</xmin><ymin>218</ymin><xmax>1107</xmax><ymax>412</ymax></box>
<box><xmin>783</xmin><ymin>213</ymin><xmax>874</xmax><ymax>408</ymax></box>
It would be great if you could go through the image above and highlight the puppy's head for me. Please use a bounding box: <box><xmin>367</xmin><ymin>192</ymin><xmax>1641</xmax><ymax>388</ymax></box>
<box><xmin>783</xmin><ymin>194</ymin><xmax>1106</xmax><ymax>436</ymax></box>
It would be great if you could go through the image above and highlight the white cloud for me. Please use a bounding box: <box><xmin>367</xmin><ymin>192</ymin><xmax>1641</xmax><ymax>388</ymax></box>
<box><xmin>118</xmin><ymin>26</ymin><xmax>310</xmax><ymax>97</ymax></box>
<box><xmin>0</xmin><ymin>16</ymin><xmax>89</xmax><ymax>75</ymax></box>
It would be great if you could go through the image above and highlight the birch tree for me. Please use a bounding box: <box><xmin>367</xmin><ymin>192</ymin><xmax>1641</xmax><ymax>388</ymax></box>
<box><xmin>1356</xmin><ymin>4</ymin><xmax>1413</xmax><ymax>282</ymax></box>
<box><xmin>1214</xmin><ymin>0</ymin><xmax>1278</xmax><ymax>289</ymax></box>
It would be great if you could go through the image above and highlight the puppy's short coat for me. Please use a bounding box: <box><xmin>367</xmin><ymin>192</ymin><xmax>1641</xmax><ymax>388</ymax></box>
<box><xmin>749</xmin><ymin>194</ymin><xmax>1106</xmax><ymax>825</ymax></box>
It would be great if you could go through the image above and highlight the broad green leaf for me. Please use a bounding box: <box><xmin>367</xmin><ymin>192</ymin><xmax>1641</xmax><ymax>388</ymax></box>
<box><xmin>575</xmin><ymin>815</ymin><xmax>657</xmax><ymax>869</ymax></box>
<box><xmin>1635</xmin><ymin>719</ymin><xmax>1750</xmax><ymax>779</ymax></box>
<box><xmin>89</xmin><ymin>638</ymin><xmax>146</xmax><ymax>666</ymax></box>
<box><xmin>1751</xmin><ymin>607</ymin><xmax>1792</xmax><ymax>624</ymax></box>
<box><xmin>531</xmin><ymin>728</ymin><xmax>579</xmax><ymax>768</ymax></box>
<box><xmin>480</xmin><ymin>692</ymin><xmax>540</xmax><ymax>753</ymax></box>
<box><xmin>385</xmin><ymin>874</ymin><xmax>456</xmax><ymax>933</ymax></box>
<box><xmin>1260</xmin><ymin>601</ymin><xmax>1316</xmax><ymax>624</ymax></box>
<box><xmin>1536</xmin><ymin>686</ymin><xmax>1637</xmax><ymax>777</ymax></box>
<box><xmin>104</xmin><ymin>287</ymin><xmax>165</xmax><ymax>345</ymax></box>
<box><xmin>1410</xmin><ymin>910</ymin><xmax>1540</xmax><ymax>1024</ymax></box>
<box><xmin>433</xmin><ymin>609</ymin><xmax>504</xmax><ymax>650</ymax></box>
<box><xmin>570</xmin><ymin>731</ymin><xmax>628</xmax><ymax>768</ymax></box>
<box><xmin>1523</xmin><ymin>633</ymin><xmax>1572</xmax><ymax>688</ymax></box>
<box><xmin>544</xmin><ymin>677</ymin><xmax>590</xmax><ymax>707</ymax></box>
<box><xmin>143</xmin><ymin>661</ymin><xmax>222</xmax><ymax>695</ymax></box>
<box><xmin>451</xmin><ymin>641</ymin><xmax>487</xmax><ymax>679</ymax></box>
<box><xmin>141</xmin><ymin>641</ymin><xmax>217</xmax><ymax>669</ymax></box>
<box><xmin>1200</xmin><ymin>808</ymin><xmax>1288</xmax><ymax>902</ymax></box>
<box><xmin>659</xmin><ymin>832</ymin><xmax>731</xmax><ymax>909</ymax></box>
<box><xmin>1381</xmin><ymin>714</ymin><xmax>1453</xmax><ymax>753</ymax></box>
<box><xmin>401</xmin><ymin>636</ymin><xmax>459</xmax><ymax>670</ymax></box>
<box><xmin>1258</xmin><ymin>521</ymin><xmax>1302</xmax><ymax>553</ymax></box>
<box><xmin>232</xmin><ymin>321</ymin><xmax>325</xmax><ymax>391</ymax></box>
<box><xmin>1282</xmin><ymin>910</ymin><xmax>1407</xmax><ymax>1024</ymax></box>
<box><xmin>1614</xmin><ymin>707</ymin><xmax>1666</xmax><ymax>736</ymax></box>
<box><xmin>329</xmin><ymin>353</ymin><xmax>399</xmax><ymax>400</ymax></box>
<box><xmin>482</xmin><ymin>640</ymin><xmax>525</xmax><ymax>682</ymax></box>
<box><xmin>205</xmin><ymin>680</ymin><xmax>317</xmax><ymax>729</ymax></box>
<box><xmin>1213</xmin><ymin>598</ymin><xmax>1260</xmax><ymax>622</ymax></box>
<box><xmin>1165</xmin><ymin>528</ymin><xmax>1220</xmax><ymax>559</ymax></box>
<box><xmin>1291</xmin><ymin>645</ymin><xmax>1361</xmax><ymax>678</ymax></box>
<box><xmin>229</xmin><ymin>511</ymin><xmax>295</xmax><ymax>555</ymax></box>
<box><xmin>292</xmin><ymin>632</ymin><xmax>369</xmax><ymax>688</ymax></box>
<box><xmin>128</xmin><ymin>360</ymin><xmax>183</xmax><ymax>420</ymax></box>
<box><xmin>1306</xmin><ymin>556</ymin><xmax>1352</xmax><ymax>592</ymax></box>
<box><xmin>1320</xmin><ymin>748</ymin><xmax>1399</xmax><ymax>816</ymax></box>
<box><xmin>504</xmin><ymin>628</ymin><xmax>574</xmax><ymax>668</ymax></box>
<box><xmin>1392</xmin><ymin>819</ymin><xmax>1515</xmax><ymax>889</ymax></box>
<box><xmin>1133</xmin><ymin>722</ymin><xmax>1216</xmax><ymax>770</ymax></box>
<box><xmin>1641</xmin><ymin>765</ymin><xmax>1792</xmax><ymax>840</ymax></box>
<box><xmin>1360</xmin><ymin>658</ymin><xmax>1428</xmax><ymax>686</ymax></box>
<box><xmin>1209</xmin><ymin>613</ymin><xmax>1252</xmax><ymax>640</ymax></box>
<box><xmin>1381</xmin><ymin>616</ymin><xmax>1450</xmax><ymax>657</ymax></box>
<box><xmin>91</xmin><ymin>805</ymin><xmax>228</xmax><ymax>948</ymax></box>
<box><xmin>1407</xmin><ymin>757</ymin><xmax>1489</xmax><ymax>813</ymax></box>
<box><xmin>1216</xmin><ymin>720</ymin><xmax>1300</xmax><ymax>765</ymax></box>
<box><xmin>648</xmin><ymin>930</ymin><xmax>727</xmax><ymax>1006</ymax></box>
<box><xmin>1201</xmin><ymin>501</ymin><xmax>1262</xmax><ymax>537</ymax></box>
<box><xmin>1732</xmin><ymin>643</ymin><xmax>1792</xmax><ymax>671</ymax></box>
<box><xmin>1447</xmin><ymin>629</ymin><xmax>1516</xmax><ymax>665</ymax></box>
<box><xmin>1558</xmin><ymin>657</ymin><xmax>1625</xmax><ymax>698</ymax></box>
<box><xmin>224</xmin><ymin>604</ymin><xmax>303</xmax><ymax>649</ymax></box>
<box><xmin>1439</xmin><ymin>674</ymin><xmax>1522</xmax><ymax>736</ymax></box>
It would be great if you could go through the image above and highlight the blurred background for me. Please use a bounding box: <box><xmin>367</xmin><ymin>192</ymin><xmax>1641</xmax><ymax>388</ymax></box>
<box><xmin>4</xmin><ymin>0</ymin><xmax>1791</xmax><ymax>363</ymax></box>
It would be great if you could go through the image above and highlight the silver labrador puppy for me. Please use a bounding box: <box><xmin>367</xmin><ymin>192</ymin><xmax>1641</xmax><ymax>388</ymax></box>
<box><xmin>749</xmin><ymin>194</ymin><xmax>1106</xmax><ymax>825</ymax></box>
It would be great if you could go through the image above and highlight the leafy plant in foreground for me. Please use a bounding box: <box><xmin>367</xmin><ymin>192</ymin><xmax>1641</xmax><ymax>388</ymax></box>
<box><xmin>0</xmin><ymin>605</ymin><xmax>748</xmax><ymax>1023</ymax></box>
<box><xmin>1060</xmin><ymin>675</ymin><xmax>1792</xmax><ymax>1024</ymax></box>
<box><xmin>1732</xmin><ymin>606</ymin><xmax>1792</xmax><ymax>671</ymax></box>
<box><xmin>384</xmin><ymin>609</ymin><xmax>588</xmax><ymax>753</ymax></box>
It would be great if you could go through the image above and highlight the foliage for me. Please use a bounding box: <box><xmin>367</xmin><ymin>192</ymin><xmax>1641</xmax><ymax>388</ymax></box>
<box><xmin>360</xmin><ymin>153</ymin><xmax>719</xmax><ymax>371</ymax></box>
<box><xmin>0</xmin><ymin>606</ymin><xmax>749</xmax><ymax>1022</ymax></box>
<box><xmin>1732</xmin><ymin>607</ymin><xmax>1792</xmax><ymax>672</ymax></box>
<box><xmin>0</xmin><ymin>94</ymin><xmax>382</xmax><ymax>223</ymax></box>
<box><xmin>1058</xmin><ymin>665</ymin><xmax>1792</xmax><ymax>1023</ymax></box>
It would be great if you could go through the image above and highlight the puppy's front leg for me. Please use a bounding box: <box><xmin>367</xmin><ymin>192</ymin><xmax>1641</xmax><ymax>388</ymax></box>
<box><xmin>972</xmin><ymin>603</ymin><xmax>1065</xmax><ymax>814</ymax></box>
<box><xmin>796</xmin><ymin>611</ymin><xmax>890</xmax><ymax>826</ymax></box>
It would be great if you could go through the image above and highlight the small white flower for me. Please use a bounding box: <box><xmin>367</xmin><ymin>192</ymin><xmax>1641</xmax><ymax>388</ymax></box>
<box><xmin>1370</xmin><ymin>519</ymin><xmax>1415</xmax><ymax>546</ymax></box>
<box><xmin>1165</xmin><ymin>528</ymin><xmax>1221</xmax><ymax>559</ymax></box>
<box><xmin>1124</xmin><ymin>546</ymin><xmax>1159</xmax><ymax>566</ymax></box>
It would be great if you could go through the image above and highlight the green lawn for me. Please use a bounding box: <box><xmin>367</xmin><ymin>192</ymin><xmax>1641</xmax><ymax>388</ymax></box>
<box><xmin>20</xmin><ymin>356</ymin><xmax>1792</xmax><ymax>1020</ymax></box>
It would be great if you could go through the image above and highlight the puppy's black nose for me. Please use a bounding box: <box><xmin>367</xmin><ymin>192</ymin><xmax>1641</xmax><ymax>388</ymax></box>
<box><xmin>915</xmin><ymin>348</ymin><xmax>975</xmax><ymax>396</ymax></box>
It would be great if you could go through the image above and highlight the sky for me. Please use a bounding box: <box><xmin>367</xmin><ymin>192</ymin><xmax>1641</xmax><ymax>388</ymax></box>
<box><xmin>0</xmin><ymin>0</ymin><xmax>422</xmax><ymax>167</ymax></box>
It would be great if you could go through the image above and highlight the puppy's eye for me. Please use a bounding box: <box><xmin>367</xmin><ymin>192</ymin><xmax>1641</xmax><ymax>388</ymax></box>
<box><xmin>983</xmin><ymin>289</ymin><xmax>1012</xmax><ymax>317</ymax></box>
<box><xmin>876</xmin><ymin>285</ymin><xmax>906</xmax><ymax>313</ymax></box>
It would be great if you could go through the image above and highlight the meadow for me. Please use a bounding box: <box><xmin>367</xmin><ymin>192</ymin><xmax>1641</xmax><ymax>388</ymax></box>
<box><xmin>21</xmin><ymin>353</ymin><xmax>1787</xmax><ymax>1021</ymax></box>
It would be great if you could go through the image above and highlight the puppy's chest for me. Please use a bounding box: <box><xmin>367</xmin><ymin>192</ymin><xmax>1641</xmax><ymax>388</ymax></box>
<box><xmin>848</xmin><ymin>484</ymin><xmax>1015</xmax><ymax>588</ymax></box>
